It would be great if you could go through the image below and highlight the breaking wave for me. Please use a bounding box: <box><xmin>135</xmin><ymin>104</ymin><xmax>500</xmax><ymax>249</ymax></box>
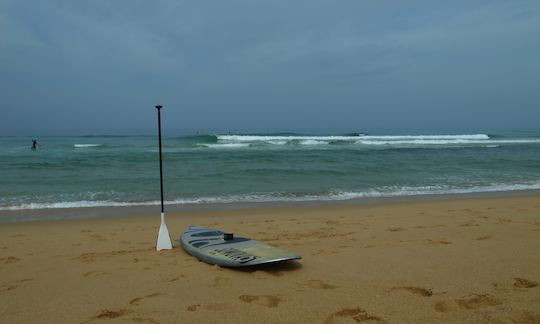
<box><xmin>2</xmin><ymin>182</ymin><xmax>540</xmax><ymax>211</ymax></box>
<box><xmin>74</xmin><ymin>144</ymin><xmax>103</xmax><ymax>148</ymax></box>
<box><xmin>194</xmin><ymin>134</ymin><xmax>540</xmax><ymax>148</ymax></box>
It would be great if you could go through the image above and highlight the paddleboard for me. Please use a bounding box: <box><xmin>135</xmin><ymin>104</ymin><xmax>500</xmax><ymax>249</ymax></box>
<box><xmin>180</xmin><ymin>225</ymin><xmax>302</xmax><ymax>267</ymax></box>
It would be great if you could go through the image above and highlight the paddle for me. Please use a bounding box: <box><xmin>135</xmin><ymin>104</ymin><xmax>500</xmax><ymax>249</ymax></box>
<box><xmin>155</xmin><ymin>105</ymin><xmax>173</xmax><ymax>251</ymax></box>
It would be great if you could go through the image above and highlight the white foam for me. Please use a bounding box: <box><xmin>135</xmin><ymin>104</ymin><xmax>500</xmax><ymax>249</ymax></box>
<box><xmin>3</xmin><ymin>182</ymin><xmax>540</xmax><ymax>211</ymax></box>
<box><xmin>212</xmin><ymin>134</ymin><xmax>540</xmax><ymax>147</ymax></box>
<box><xmin>355</xmin><ymin>139</ymin><xmax>540</xmax><ymax>146</ymax></box>
<box><xmin>0</xmin><ymin>200</ymin><xmax>147</xmax><ymax>210</ymax></box>
<box><xmin>199</xmin><ymin>143</ymin><xmax>250</xmax><ymax>149</ymax></box>
<box><xmin>218</xmin><ymin>135</ymin><xmax>361</xmax><ymax>142</ymax></box>
<box><xmin>74</xmin><ymin>144</ymin><xmax>102</xmax><ymax>148</ymax></box>
<box><xmin>333</xmin><ymin>183</ymin><xmax>540</xmax><ymax>199</ymax></box>
<box><xmin>299</xmin><ymin>139</ymin><xmax>328</xmax><ymax>145</ymax></box>
<box><xmin>214</xmin><ymin>134</ymin><xmax>505</xmax><ymax>147</ymax></box>
<box><xmin>218</xmin><ymin>134</ymin><xmax>490</xmax><ymax>142</ymax></box>
<box><xmin>267</xmin><ymin>140</ymin><xmax>288</xmax><ymax>145</ymax></box>
<box><xmin>357</xmin><ymin>139</ymin><xmax>482</xmax><ymax>145</ymax></box>
<box><xmin>360</xmin><ymin>134</ymin><xmax>490</xmax><ymax>140</ymax></box>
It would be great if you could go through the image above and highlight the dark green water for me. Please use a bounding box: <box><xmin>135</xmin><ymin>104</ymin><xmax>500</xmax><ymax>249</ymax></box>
<box><xmin>1</xmin><ymin>132</ymin><xmax>539</xmax><ymax>211</ymax></box>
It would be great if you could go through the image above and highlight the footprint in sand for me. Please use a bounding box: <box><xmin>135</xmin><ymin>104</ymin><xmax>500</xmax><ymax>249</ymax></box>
<box><xmin>433</xmin><ymin>300</ymin><xmax>453</xmax><ymax>313</ymax></box>
<box><xmin>238</xmin><ymin>295</ymin><xmax>282</xmax><ymax>308</ymax></box>
<box><xmin>213</xmin><ymin>276</ymin><xmax>232</xmax><ymax>287</ymax></box>
<box><xmin>187</xmin><ymin>302</ymin><xmax>230</xmax><ymax>311</ymax></box>
<box><xmin>475</xmin><ymin>235</ymin><xmax>492</xmax><ymax>241</ymax></box>
<box><xmin>326</xmin><ymin>220</ymin><xmax>340</xmax><ymax>225</ymax></box>
<box><xmin>82</xmin><ymin>270</ymin><xmax>108</xmax><ymax>278</ymax></box>
<box><xmin>0</xmin><ymin>278</ymin><xmax>33</xmax><ymax>292</ymax></box>
<box><xmin>131</xmin><ymin>317</ymin><xmax>160</xmax><ymax>324</ymax></box>
<box><xmin>167</xmin><ymin>274</ymin><xmax>185</xmax><ymax>282</ymax></box>
<box><xmin>508</xmin><ymin>311</ymin><xmax>540</xmax><ymax>323</ymax></box>
<box><xmin>90</xmin><ymin>234</ymin><xmax>107</xmax><ymax>242</ymax></box>
<box><xmin>389</xmin><ymin>286</ymin><xmax>433</xmax><ymax>297</ymax></box>
<box><xmin>460</xmin><ymin>222</ymin><xmax>479</xmax><ymax>227</ymax></box>
<box><xmin>203</xmin><ymin>303</ymin><xmax>231</xmax><ymax>311</ymax></box>
<box><xmin>129</xmin><ymin>293</ymin><xmax>161</xmax><ymax>306</ymax></box>
<box><xmin>513</xmin><ymin>278</ymin><xmax>538</xmax><ymax>289</ymax></box>
<box><xmin>311</xmin><ymin>249</ymin><xmax>338</xmax><ymax>256</ymax></box>
<box><xmin>93</xmin><ymin>309</ymin><xmax>131</xmax><ymax>319</ymax></box>
<box><xmin>301</xmin><ymin>280</ymin><xmax>337</xmax><ymax>290</ymax></box>
<box><xmin>426</xmin><ymin>239</ymin><xmax>451</xmax><ymax>245</ymax></box>
<box><xmin>324</xmin><ymin>307</ymin><xmax>383</xmax><ymax>324</ymax></box>
<box><xmin>455</xmin><ymin>294</ymin><xmax>501</xmax><ymax>309</ymax></box>
<box><xmin>0</xmin><ymin>256</ymin><xmax>20</xmax><ymax>264</ymax></box>
<box><xmin>187</xmin><ymin>304</ymin><xmax>200</xmax><ymax>311</ymax></box>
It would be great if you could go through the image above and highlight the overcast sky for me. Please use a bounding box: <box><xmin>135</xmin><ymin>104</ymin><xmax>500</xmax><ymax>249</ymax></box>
<box><xmin>1</xmin><ymin>1</ymin><xmax>539</xmax><ymax>135</ymax></box>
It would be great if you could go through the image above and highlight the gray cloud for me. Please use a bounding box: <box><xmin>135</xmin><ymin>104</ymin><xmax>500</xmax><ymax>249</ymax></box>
<box><xmin>1</xmin><ymin>0</ymin><xmax>539</xmax><ymax>134</ymax></box>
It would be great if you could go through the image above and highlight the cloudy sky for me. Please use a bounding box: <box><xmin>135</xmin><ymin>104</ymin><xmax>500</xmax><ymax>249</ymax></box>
<box><xmin>1</xmin><ymin>1</ymin><xmax>539</xmax><ymax>135</ymax></box>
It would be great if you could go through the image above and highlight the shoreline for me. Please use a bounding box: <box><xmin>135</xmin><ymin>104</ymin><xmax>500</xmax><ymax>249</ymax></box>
<box><xmin>2</xmin><ymin>188</ymin><xmax>540</xmax><ymax>223</ymax></box>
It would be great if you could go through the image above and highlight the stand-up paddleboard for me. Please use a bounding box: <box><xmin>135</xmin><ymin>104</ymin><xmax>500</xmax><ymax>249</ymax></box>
<box><xmin>180</xmin><ymin>225</ymin><xmax>302</xmax><ymax>267</ymax></box>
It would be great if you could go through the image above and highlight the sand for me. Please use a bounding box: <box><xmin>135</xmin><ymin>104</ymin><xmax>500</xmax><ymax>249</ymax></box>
<box><xmin>1</xmin><ymin>195</ymin><xmax>539</xmax><ymax>323</ymax></box>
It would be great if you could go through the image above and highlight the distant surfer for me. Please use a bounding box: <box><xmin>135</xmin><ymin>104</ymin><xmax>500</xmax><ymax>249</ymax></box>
<box><xmin>31</xmin><ymin>139</ymin><xmax>38</xmax><ymax>150</ymax></box>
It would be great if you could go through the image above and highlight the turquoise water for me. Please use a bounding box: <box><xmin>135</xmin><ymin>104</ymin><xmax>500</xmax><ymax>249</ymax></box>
<box><xmin>1</xmin><ymin>132</ymin><xmax>540</xmax><ymax>211</ymax></box>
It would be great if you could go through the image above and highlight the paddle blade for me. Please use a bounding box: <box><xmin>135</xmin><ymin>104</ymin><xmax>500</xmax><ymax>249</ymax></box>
<box><xmin>157</xmin><ymin>218</ymin><xmax>173</xmax><ymax>251</ymax></box>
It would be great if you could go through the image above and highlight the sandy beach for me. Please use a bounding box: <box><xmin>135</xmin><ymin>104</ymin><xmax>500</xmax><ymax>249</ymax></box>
<box><xmin>1</xmin><ymin>194</ymin><xmax>539</xmax><ymax>323</ymax></box>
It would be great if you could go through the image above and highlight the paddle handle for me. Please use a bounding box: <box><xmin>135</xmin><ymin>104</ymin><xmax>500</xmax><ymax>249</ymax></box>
<box><xmin>156</xmin><ymin>105</ymin><xmax>164</xmax><ymax>213</ymax></box>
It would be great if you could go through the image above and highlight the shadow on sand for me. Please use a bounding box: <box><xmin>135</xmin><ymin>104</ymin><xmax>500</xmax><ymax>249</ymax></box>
<box><xmin>231</xmin><ymin>260</ymin><xmax>303</xmax><ymax>274</ymax></box>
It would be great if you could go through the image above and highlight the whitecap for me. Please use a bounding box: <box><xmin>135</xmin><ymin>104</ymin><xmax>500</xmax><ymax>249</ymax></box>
<box><xmin>74</xmin><ymin>144</ymin><xmax>102</xmax><ymax>148</ymax></box>
<box><xmin>199</xmin><ymin>143</ymin><xmax>250</xmax><ymax>149</ymax></box>
<box><xmin>299</xmin><ymin>139</ymin><xmax>328</xmax><ymax>145</ymax></box>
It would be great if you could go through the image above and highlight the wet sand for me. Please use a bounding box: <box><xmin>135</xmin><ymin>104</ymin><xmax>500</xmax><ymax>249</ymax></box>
<box><xmin>1</xmin><ymin>195</ymin><xmax>539</xmax><ymax>323</ymax></box>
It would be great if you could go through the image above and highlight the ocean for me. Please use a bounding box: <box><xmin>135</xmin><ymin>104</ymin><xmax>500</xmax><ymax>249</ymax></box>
<box><xmin>1</xmin><ymin>132</ymin><xmax>540</xmax><ymax>213</ymax></box>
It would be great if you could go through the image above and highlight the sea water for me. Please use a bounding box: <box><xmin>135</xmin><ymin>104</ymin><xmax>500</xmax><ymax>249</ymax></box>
<box><xmin>1</xmin><ymin>132</ymin><xmax>540</xmax><ymax>212</ymax></box>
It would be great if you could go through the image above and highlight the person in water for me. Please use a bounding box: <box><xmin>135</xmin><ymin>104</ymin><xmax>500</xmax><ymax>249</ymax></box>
<box><xmin>31</xmin><ymin>139</ymin><xmax>38</xmax><ymax>150</ymax></box>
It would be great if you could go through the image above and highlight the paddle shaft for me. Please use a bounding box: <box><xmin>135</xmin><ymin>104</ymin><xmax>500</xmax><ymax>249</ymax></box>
<box><xmin>156</xmin><ymin>105</ymin><xmax>164</xmax><ymax>214</ymax></box>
